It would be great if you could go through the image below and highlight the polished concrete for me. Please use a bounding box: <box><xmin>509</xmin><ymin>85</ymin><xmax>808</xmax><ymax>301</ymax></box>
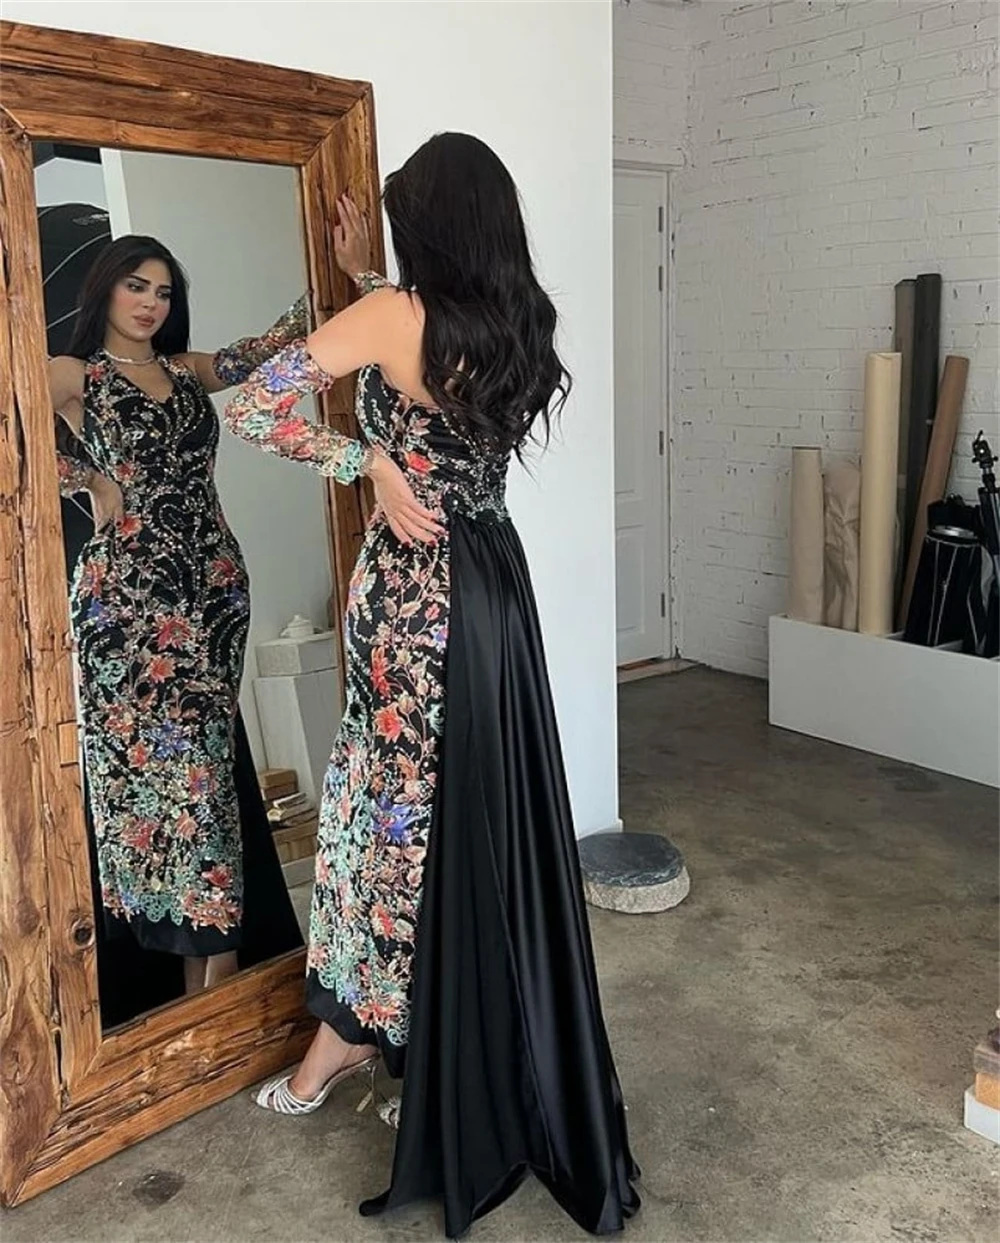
<box><xmin>5</xmin><ymin>670</ymin><xmax>997</xmax><ymax>1242</ymax></box>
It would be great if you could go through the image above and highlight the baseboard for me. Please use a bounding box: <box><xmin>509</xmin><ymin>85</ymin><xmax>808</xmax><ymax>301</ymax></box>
<box><xmin>617</xmin><ymin>657</ymin><xmax>697</xmax><ymax>685</ymax></box>
<box><xmin>579</xmin><ymin>818</ymin><xmax>624</xmax><ymax>839</ymax></box>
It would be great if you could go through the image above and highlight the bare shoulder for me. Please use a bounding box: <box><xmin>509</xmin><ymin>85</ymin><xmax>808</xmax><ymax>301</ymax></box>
<box><xmin>48</xmin><ymin>356</ymin><xmax>86</xmax><ymax>432</ymax></box>
<box><xmin>359</xmin><ymin>289</ymin><xmax>429</xmax><ymax>403</ymax></box>
<box><xmin>166</xmin><ymin>351</ymin><xmax>199</xmax><ymax>376</ymax></box>
<box><xmin>306</xmin><ymin>285</ymin><xmax>424</xmax><ymax>382</ymax></box>
<box><xmin>49</xmin><ymin>355</ymin><xmax>86</xmax><ymax>407</ymax></box>
<box><xmin>49</xmin><ymin>355</ymin><xmax>86</xmax><ymax>390</ymax></box>
<box><xmin>361</xmin><ymin>287</ymin><xmax>425</xmax><ymax>363</ymax></box>
<box><xmin>357</xmin><ymin>285</ymin><xmax>424</xmax><ymax>331</ymax></box>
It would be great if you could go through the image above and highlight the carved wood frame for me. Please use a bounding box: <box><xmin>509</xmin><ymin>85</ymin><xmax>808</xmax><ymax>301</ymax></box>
<box><xmin>0</xmin><ymin>21</ymin><xmax>382</xmax><ymax>1207</ymax></box>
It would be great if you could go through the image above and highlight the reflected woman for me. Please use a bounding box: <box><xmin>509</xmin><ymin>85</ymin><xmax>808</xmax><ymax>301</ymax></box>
<box><xmin>49</xmin><ymin>235</ymin><xmax>303</xmax><ymax>994</ymax></box>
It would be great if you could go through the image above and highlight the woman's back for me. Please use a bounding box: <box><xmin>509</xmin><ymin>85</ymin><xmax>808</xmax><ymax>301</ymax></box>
<box><xmin>356</xmin><ymin>361</ymin><xmax>509</xmax><ymax>522</ymax></box>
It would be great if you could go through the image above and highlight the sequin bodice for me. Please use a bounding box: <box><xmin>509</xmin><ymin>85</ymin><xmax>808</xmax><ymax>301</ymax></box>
<box><xmin>356</xmin><ymin>364</ymin><xmax>510</xmax><ymax>521</ymax></box>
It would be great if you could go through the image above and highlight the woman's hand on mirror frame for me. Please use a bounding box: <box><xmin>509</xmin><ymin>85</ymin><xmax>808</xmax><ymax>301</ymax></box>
<box><xmin>89</xmin><ymin>472</ymin><xmax>125</xmax><ymax>532</ymax></box>
<box><xmin>334</xmin><ymin>194</ymin><xmax>372</xmax><ymax>279</ymax></box>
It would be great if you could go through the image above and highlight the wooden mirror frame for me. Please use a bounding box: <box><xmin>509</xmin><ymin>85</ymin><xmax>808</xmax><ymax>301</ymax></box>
<box><xmin>0</xmin><ymin>22</ymin><xmax>383</xmax><ymax>1207</ymax></box>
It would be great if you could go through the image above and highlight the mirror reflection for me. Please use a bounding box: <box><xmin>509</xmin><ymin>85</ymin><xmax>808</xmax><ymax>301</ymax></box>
<box><xmin>34</xmin><ymin>144</ymin><xmax>344</xmax><ymax>1029</ymax></box>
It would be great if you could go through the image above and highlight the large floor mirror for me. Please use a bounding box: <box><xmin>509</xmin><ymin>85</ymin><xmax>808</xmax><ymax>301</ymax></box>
<box><xmin>0</xmin><ymin>22</ymin><xmax>382</xmax><ymax>1206</ymax></box>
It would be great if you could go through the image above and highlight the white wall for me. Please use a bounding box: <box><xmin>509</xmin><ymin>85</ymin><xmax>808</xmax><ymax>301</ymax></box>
<box><xmin>99</xmin><ymin>148</ymin><xmax>129</xmax><ymax>238</ymax></box>
<box><xmin>671</xmin><ymin>0</ymin><xmax>999</xmax><ymax>677</ymax></box>
<box><xmin>105</xmin><ymin>151</ymin><xmax>334</xmax><ymax>765</ymax></box>
<box><xmin>614</xmin><ymin>0</ymin><xmax>691</xmax><ymax>167</ymax></box>
<box><xmin>9</xmin><ymin>1</ymin><xmax>619</xmax><ymax>836</ymax></box>
<box><xmin>34</xmin><ymin>156</ymin><xmax>107</xmax><ymax>207</ymax></box>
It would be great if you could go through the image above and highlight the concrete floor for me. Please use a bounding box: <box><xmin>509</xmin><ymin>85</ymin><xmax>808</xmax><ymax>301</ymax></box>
<box><xmin>5</xmin><ymin>669</ymin><xmax>997</xmax><ymax>1242</ymax></box>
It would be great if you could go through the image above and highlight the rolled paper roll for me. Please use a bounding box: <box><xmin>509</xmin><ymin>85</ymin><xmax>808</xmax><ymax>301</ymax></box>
<box><xmin>823</xmin><ymin>461</ymin><xmax>861</xmax><ymax>630</ymax></box>
<box><xmin>859</xmin><ymin>352</ymin><xmax>902</xmax><ymax>635</ymax></box>
<box><xmin>899</xmin><ymin>354</ymin><xmax>970</xmax><ymax>626</ymax></box>
<box><xmin>788</xmin><ymin>447</ymin><xmax>825</xmax><ymax>623</ymax></box>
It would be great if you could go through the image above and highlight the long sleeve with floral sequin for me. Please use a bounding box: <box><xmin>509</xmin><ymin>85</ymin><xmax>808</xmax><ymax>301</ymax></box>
<box><xmin>57</xmin><ymin>450</ymin><xmax>93</xmax><ymax>496</ymax></box>
<box><xmin>56</xmin><ymin>420</ymin><xmax>94</xmax><ymax>495</ymax></box>
<box><xmin>222</xmin><ymin>342</ymin><xmax>372</xmax><ymax>485</ymax></box>
<box><xmin>211</xmin><ymin>295</ymin><xmax>311</xmax><ymax>386</ymax></box>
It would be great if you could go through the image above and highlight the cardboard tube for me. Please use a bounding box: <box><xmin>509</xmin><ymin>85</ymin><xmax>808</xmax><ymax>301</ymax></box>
<box><xmin>823</xmin><ymin>461</ymin><xmax>861</xmax><ymax>630</ymax></box>
<box><xmin>788</xmin><ymin>447</ymin><xmax>825</xmax><ymax>624</ymax></box>
<box><xmin>859</xmin><ymin>352</ymin><xmax>902</xmax><ymax>635</ymax></box>
<box><xmin>899</xmin><ymin>354</ymin><xmax>970</xmax><ymax>624</ymax></box>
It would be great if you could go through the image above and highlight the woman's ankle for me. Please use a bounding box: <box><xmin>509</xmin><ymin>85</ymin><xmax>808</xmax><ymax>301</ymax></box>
<box><xmin>289</xmin><ymin>1030</ymin><xmax>375</xmax><ymax>1099</ymax></box>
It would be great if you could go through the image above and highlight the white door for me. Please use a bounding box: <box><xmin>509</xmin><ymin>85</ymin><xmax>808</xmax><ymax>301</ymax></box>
<box><xmin>614</xmin><ymin>168</ymin><xmax>667</xmax><ymax>666</ymax></box>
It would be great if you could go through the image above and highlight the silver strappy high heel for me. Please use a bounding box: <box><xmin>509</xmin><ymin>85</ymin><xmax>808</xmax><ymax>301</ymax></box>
<box><xmin>253</xmin><ymin>1053</ymin><xmax>380</xmax><ymax>1116</ymax></box>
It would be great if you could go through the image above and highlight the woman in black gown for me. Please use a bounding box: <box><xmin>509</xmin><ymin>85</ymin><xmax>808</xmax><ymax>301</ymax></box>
<box><xmin>229</xmin><ymin>135</ymin><xmax>640</xmax><ymax>1237</ymax></box>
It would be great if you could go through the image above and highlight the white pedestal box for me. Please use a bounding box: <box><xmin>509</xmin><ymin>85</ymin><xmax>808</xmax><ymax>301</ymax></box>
<box><xmin>769</xmin><ymin>615</ymin><xmax>1000</xmax><ymax>789</ymax></box>
<box><xmin>253</xmin><ymin>629</ymin><xmax>342</xmax><ymax>806</ymax></box>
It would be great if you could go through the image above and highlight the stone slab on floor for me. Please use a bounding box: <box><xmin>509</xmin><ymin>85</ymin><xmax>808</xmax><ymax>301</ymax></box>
<box><xmin>580</xmin><ymin>830</ymin><xmax>690</xmax><ymax>913</ymax></box>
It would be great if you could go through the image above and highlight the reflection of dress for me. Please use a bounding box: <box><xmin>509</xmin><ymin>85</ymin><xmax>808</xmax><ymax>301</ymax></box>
<box><xmin>70</xmin><ymin>354</ymin><xmax>250</xmax><ymax>955</ymax></box>
<box><xmin>226</xmin><ymin>341</ymin><xmax>640</xmax><ymax>1239</ymax></box>
<box><xmin>83</xmin><ymin>712</ymin><xmax>305</xmax><ymax>1028</ymax></box>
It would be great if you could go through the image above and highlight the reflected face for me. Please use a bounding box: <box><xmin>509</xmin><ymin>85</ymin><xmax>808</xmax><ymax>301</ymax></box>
<box><xmin>108</xmin><ymin>259</ymin><xmax>172</xmax><ymax>344</ymax></box>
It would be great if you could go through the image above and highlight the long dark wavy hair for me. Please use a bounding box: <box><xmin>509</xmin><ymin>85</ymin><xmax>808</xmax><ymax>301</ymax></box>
<box><xmin>383</xmin><ymin>133</ymin><xmax>570</xmax><ymax>458</ymax></box>
<box><xmin>68</xmin><ymin>235</ymin><xmax>190</xmax><ymax>359</ymax></box>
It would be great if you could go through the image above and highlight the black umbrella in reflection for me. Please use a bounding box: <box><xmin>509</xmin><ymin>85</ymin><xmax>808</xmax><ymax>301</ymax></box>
<box><xmin>36</xmin><ymin>200</ymin><xmax>111</xmax><ymax>579</ymax></box>
<box><xmin>37</xmin><ymin>200</ymin><xmax>111</xmax><ymax>354</ymax></box>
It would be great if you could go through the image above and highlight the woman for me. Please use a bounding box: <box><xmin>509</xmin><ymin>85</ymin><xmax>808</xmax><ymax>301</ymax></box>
<box><xmin>51</xmin><ymin>236</ymin><xmax>303</xmax><ymax>995</ymax></box>
<box><xmin>231</xmin><ymin>135</ymin><xmax>640</xmax><ymax>1237</ymax></box>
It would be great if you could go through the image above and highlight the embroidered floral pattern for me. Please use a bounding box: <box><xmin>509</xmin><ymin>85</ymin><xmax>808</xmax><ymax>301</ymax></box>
<box><xmin>352</xmin><ymin>270</ymin><xmax>394</xmax><ymax>296</ymax></box>
<box><xmin>57</xmin><ymin>448</ymin><xmax>93</xmax><ymax>495</ymax></box>
<box><xmin>308</xmin><ymin>507</ymin><xmax>449</xmax><ymax>1042</ymax></box>
<box><xmin>226</xmin><ymin>338</ymin><xmax>509</xmax><ymax>1047</ymax></box>
<box><xmin>211</xmin><ymin>295</ymin><xmax>310</xmax><ymax>387</ymax></box>
<box><xmin>222</xmin><ymin>342</ymin><xmax>370</xmax><ymax>484</ymax></box>
<box><xmin>70</xmin><ymin>354</ymin><xmax>250</xmax><ymax>937</ymax></box>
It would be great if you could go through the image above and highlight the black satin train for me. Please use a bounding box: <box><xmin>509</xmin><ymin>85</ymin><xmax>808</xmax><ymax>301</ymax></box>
<box><xmin>360</xmin><ymin>513</ymin><xmax>640</xmax><ymax>1237</ymax></box>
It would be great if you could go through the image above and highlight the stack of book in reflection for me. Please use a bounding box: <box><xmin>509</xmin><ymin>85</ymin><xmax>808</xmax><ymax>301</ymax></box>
<box><xmin>259</xmin><ymin>768</ymin><xmax>319</xmax><ymax>864</ymax></box>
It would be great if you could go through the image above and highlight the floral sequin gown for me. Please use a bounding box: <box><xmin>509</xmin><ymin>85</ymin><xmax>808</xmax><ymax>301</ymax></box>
<box><xmin>69</xmin><ymin>355</ymin><xmax>251</xmax><ymax>955</ymax></box>
<box><xmin>225</xmin><ymin>320</ymin><xmax>639</xmax><ymax>1239</ymax></box>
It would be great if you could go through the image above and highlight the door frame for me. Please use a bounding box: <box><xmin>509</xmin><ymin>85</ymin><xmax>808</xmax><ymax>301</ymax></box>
<box><xmin>613</xmin><ymin>161</ymin><xmax>673</xmax><ymax>665</ymax></box>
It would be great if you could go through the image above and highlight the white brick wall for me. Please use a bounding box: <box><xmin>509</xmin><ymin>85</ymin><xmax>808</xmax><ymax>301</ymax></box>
<box><xmin>614</xmin><ymin>0</ymin><xmax>691</xmax><ymax>165</ymax></box>
<box><xmin>670</xmin><ymin>0</ymin><xmax>999</xmax><ymax>677</ymax></box>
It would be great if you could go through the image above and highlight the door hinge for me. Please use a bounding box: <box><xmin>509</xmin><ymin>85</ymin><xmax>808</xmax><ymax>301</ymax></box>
<box><xmin>658</xmin><ymin>205</ymin><xmax>665</xmax><ymax>233</ymax></box>
<box><xmin>658</xmin><ymin>264</ymin><xmax>664</xmax><ymax>292</ymax></box>
<box><xmin>658</xmin><ymin>429</ymin><xmax>665</xmax><ymax>456</ymax></box>
<box><xmin>660</xmin><ymin>592</ymin><xmax>667</xmax><ymax>619</ymax></box>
